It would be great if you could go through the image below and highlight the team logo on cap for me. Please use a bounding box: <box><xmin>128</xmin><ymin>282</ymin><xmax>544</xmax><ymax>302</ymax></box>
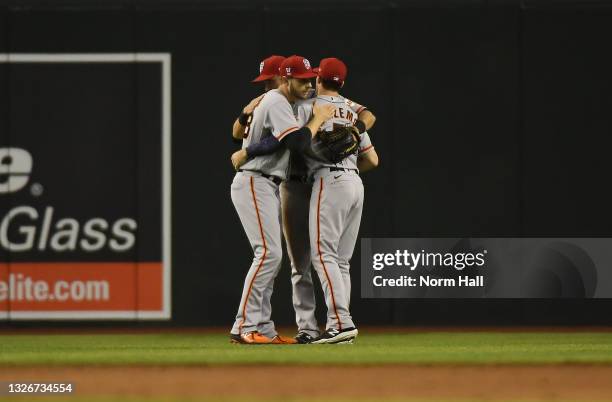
<box><xmin>303</xmin><ymin>58</ymin><xmax>311</xmax><ymax>70</ymax></box>
<box><xmin>259</xmin><ymin>61</ymin><xmax>265</xmax><ymax>73</ymax></box>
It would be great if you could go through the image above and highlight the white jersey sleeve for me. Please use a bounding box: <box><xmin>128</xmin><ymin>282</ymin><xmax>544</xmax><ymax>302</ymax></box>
<box><xmin>359</xmin><ymin>132</ymin><xmax>374</xmax><ymax>155</ymax></box>
<box><xmin>345</xmin><ymin>98</ymin><xmax>367</xmax><ymax>114</ymax></box>
<box><xmin>266</xmin><ymin>100</ymin><xmax>300</xmax><ymax>140</ymax></box>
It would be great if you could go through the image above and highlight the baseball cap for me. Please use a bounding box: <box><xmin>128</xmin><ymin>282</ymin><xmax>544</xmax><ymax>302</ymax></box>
<box><xmin>314</xmin><ymin>58</ymin><xmax>347</xmax><ymax>85</ymax></box>
<box><xmin>279</xmin><ymin>55</ymin><xmax>318</xmax><ymax>79</ymax></box>
<box><xmin>252</xmin><ymin>55</ymin><xmax>286</xmax><ymax>82</ymax></box>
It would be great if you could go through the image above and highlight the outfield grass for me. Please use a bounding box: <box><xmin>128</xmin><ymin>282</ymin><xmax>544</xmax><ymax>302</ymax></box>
<box><xmin>1</xmin><ymin>332</ymin><xmax>611</xmax><ymax>366</ymax></box>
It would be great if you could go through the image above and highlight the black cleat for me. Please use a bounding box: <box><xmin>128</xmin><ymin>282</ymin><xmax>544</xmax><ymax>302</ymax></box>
<box><xmin>311</xmin><ymin>327</ymin><xmax>358</xmax><ymax>344</ymax></box>
<box><xmin>294</xmin><ymin>332</ymin><xmax>316</xmax><ymax>344</ymax></box>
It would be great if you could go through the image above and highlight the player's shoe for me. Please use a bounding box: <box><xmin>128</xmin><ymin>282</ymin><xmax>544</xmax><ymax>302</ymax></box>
<box><xmin>334</xmin><ymin>338</ymin><xmax>355</xmax><ymax>345</ymax></box>
<box><xmin>230</xmin><ymin>331</ymin><xmax>272</xmax><ymax>345</ymax></box>
<box><xmin>311</xmin><ymin>327</ymin><xmax>358</xmax><ymax>344</ymax></box>
<box><xmin>270</xmin><ymin>335</ymin><xmax>298</xmax><ymax>344</ymax></box>
<box><xmin>294</xmin><ymin>332</ymin><xmax>316</xmax><ymax>344</ymax></box>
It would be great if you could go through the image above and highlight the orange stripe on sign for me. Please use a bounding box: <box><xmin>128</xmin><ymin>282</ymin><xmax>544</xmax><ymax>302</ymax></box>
<box><xmin>238</xmin><ymin>176</ymin><xmax>268</xmax><ymax>334</ymax></box>
<box><xmin>277</xmin><ymin>126</ymin><xmax>299</xmax><ymax>141</ymax></box>
<box><xmin>0</xmin><ymin>262</ymin><xmax>163</xmax><ymax>312</ymax></box>
<box><xmin>316</xmin><ymin>178</ymin><xmax>342</xmax><ymax>330</ymax></box>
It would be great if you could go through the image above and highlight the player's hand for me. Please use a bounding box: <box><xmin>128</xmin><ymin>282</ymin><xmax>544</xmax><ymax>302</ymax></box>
<box><xmin>243</xmin><ymin>94</ymin><xmax>265</xmax><ymax>115</ymax></box>
<box><xmin>312</xmin><ymin>102</ymin><xmax>336</xmax><ymax>121</ymax></box>
<box><xmin>231</xmin><ymin>149</ymin><xmax>248</xmax><ymax>171</ymax></box>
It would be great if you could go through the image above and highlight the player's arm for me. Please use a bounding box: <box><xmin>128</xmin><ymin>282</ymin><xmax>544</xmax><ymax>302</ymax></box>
<box><xmin>232</xmin><ymin>118</ymin><xmax>246</xmax><ymax>141</ymax></box>
<box><xmin>279</xmin><ymin>102</ymin><xmax>334</xmax><ymax>152</ymax></box>
<box><xmin>356</xmin><ymin>109</ymin><xmax>376</xmax><ymax>132</ymax></box>
<box><xmin>231</xmin><ymin>94</ymin><xmax>265</xmax><ymax>141</ymax></box>
<box><xmin>306</xmin><ymin>102</ymin><xmax>335</xmax><ymax>138</ymax></box>
<box><xmin>230</xmin><ymin>102</ymin><xmax>334</xmax><ymax>170</ymax></box>
<box><xmin>231</xmin><ymin>135</ymin><xmax>280</xmax><ymax>170</ymax></box>
<box><xmin>273</xmin><ymin>101</ymin><xmax>334</xmax><ymax>149</ymax></box>
<box><xmin>357</xmin><ymin>132</ymin><xmax>379</xmax><ymax>173</ymax></box>
<box><xmin>249</xmin><ymin>102</ymin><xmax>333</xmax><ymax>152</ymax></box>
<box><xmin>346</xmin><ymin>98</ymin><xmax>376</xmax><ymax>134</ymax></box>
<box><xmin>358</xmin><ymin>148</ymin><xmax>379</xmax><ymax>172</ymax></box>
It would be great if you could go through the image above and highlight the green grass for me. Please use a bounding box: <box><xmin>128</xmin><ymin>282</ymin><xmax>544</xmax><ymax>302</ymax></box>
<box><xmin>0</xmin><ymin>332</ymin><xmax>611</xmax><ymax>366</ymax></box>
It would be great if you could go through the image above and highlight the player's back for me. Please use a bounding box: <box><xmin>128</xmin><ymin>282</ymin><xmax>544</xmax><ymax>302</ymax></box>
<box><xmin>240</xmin><ymin>89</ymin><xmax>293</xmax><ymax>179</ymax></box>
<box><xmin>298</xmin><ymin>94</ymin><xmax>362</xmax><ymax>174</ymax></box>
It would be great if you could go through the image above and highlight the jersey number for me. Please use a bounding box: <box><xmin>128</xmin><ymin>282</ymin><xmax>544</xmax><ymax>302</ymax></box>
<box><xmin>243</xmin><ymin>114</ymin><xmax>253</xmax><ymax>139</ymax></box>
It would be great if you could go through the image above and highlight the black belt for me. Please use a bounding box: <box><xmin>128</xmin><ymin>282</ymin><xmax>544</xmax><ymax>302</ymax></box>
<box><xmin>238</xmin><ymin>169</ymin><xmax>282</xmax><ymax>185</ymax></box>
<box><xmin>288</xmin><ymin>174</ymin><xmax>308</xmax><ymax>183</ymax></box>
<box><xmin>329</xmin><ymin>167</ymin><xmax>357</xmax><ymax>173</ymax></box>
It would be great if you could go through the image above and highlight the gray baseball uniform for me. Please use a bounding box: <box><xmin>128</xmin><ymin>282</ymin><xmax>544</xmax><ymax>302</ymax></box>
<box><xmin>292</xmin><ymin>95</ymin><xmax>374</xmax><ymax>331</ymax></box>
<box><xmin>230</xmin><ymin>89</ymin><xmax>301</xmax><ymax>337</ymax></box>
<box><xmin>282</xmin><ymin>97</ymin><xmax>370</xmax><ymax>337</ymax></box>
<box><xmin>280</xmin><ymin>154</ymin><xmax>316</xmax><ymax>336</ymax></box>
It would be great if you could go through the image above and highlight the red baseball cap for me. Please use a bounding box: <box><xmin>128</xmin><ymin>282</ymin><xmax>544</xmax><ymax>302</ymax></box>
<box><xmin>252</xmin><ymin>55</ymin><xmax>286</xmax><ymax>82</ymax></box>
<box><xmin>314</xmin><ymin>58</ymin><xmax>347</xmax><ymax>84</ymax></box>
<box><xmin>279</xmin><ymin>55</ymin><xmax>317</xmax><ymax>79</ymax></box>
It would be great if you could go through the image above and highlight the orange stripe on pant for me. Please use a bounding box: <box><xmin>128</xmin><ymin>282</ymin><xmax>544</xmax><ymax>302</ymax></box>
<box><xmin>238</xmin><ymin>176</ymin><xmax>267</xmax><ymax>334</ymax></box>
<box><xmin>316</xmin><ymin>177</ymin><xmax>342</xmax><ymax>330</ymax></box>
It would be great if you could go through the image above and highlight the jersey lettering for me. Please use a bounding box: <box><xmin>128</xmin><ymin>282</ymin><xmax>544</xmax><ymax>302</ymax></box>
<box><xmin>331</xmin><ymin>106</ymin><xmax>356</xmax><ymax>124</ymax></box>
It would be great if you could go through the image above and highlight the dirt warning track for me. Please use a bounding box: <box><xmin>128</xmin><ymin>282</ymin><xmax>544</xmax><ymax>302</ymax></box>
<box><xmin>1</xmin><ymin>365</ymin><xmax>612</xmax><ymax>400</ymax></box>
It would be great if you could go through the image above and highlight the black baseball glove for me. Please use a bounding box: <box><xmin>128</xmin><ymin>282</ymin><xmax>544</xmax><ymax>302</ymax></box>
<box><xmin>318</xmin><ymin>125</ymin><xmax>359</xmax><ymax>163</ymax></box>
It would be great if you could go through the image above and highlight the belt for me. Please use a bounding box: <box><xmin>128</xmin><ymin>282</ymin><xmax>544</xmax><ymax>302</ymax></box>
<box><xmin>238</xmin><ymin>169</ymin><xmax>282</xmax><ymax>185</ymax></box>
<box><xmin>288</xmin><ymin>174</ymin><xmax>308</xmax><ymax>183</ymax></box>
<box><xmin>310</xmin><ymin>166</ymin><xmax>359</xmax><ymax>181</ymax></box>
<box><xmin>329</xmin><ymin>167</ymin><xmax>358</xmax><ymax>173</ymax></box>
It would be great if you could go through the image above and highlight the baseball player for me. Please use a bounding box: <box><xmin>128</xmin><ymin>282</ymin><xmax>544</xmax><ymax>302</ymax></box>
<box><xmin>231</xmin><ymin>55</ymin><xmax>285</xmax><ymax>341</ymax></box>
<box><xmin>281</xmin><ymin>101</ymin><xmax>376</xmax><ymax>343</ymax></box>
<box><xmin>229</xmin><ymin>55</ymin><xmax>336</xmax><ymax>344</ymax></box>
<box><xmin>285</xmin><ymin>85</ymin><xmax>376</xmax><ymax>344</ymax></box>
<box><xmin>296</xmin><ymin>57</ymin><xmax>379</xmax><ymax>344</ymax></box>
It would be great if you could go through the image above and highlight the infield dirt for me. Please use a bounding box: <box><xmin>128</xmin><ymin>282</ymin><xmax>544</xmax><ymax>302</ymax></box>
<box><xmin>1</xmin><ymin>365</ymin><xmax>612</xmax><ymax>400</ymax></box>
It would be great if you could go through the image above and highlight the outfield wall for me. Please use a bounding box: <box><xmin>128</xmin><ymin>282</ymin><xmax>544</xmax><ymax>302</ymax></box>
<box><xmin>0</xmin><ymin>0</ymin><xmax>611</xmax><ymax>325</ymax></box>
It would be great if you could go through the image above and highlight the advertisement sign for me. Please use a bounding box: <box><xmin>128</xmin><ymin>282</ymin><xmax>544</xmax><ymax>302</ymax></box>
<box><xmin>0</xmin><ymin>54</ymin><xmax>171</xmax><ymax>319</ymax></box>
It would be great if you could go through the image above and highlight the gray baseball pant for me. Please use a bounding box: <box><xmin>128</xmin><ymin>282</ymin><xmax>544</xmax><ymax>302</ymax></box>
<box><xmin>309</xmin><ymin>169</ymin><xmax>363</xmax><ymax>330</ymax></box>
<box><xmin>280</xmin><ymin>180</ymin><xmax>320</xmax><ymax>337</ymax></box>
<box><xmin>230</xmin><ymin>171</ymin><xmax>283</xmax><ymax>337</ymax></box>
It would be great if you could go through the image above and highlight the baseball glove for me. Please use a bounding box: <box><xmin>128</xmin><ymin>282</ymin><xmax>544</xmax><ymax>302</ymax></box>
<box><xmin>318</xmin><ymin>125</ymin><xmax>359</xmax><ymax>163</ymax></box>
